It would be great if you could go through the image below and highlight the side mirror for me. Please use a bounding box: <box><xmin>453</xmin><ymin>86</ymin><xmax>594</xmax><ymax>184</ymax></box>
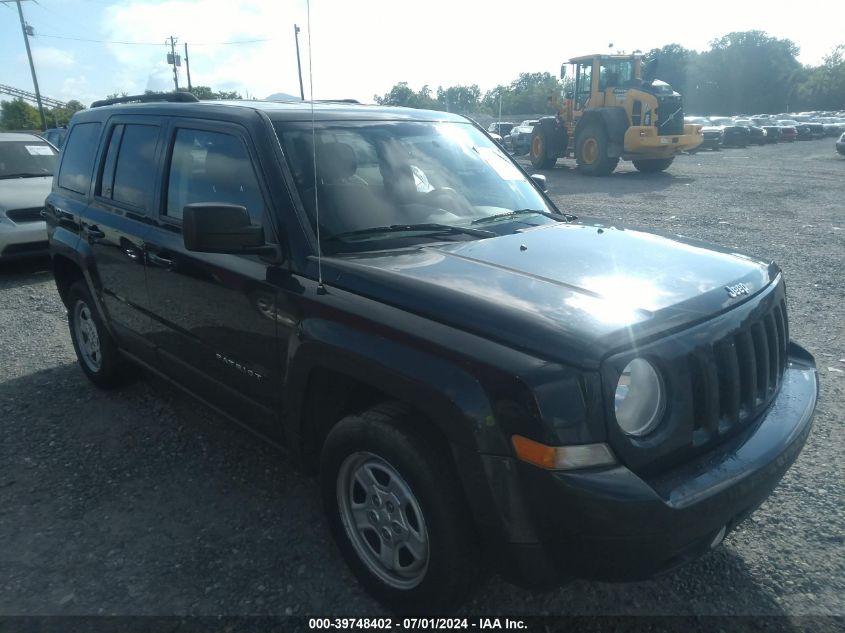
<box><xmin>530</xmin><ymin>174</ymin><xmax>548</xmax><ymax>192</ymax></box>
<box><xmin>183</xmin><ymin>203</ymin><xmax>268</xmax><ymax>254</ymax></box>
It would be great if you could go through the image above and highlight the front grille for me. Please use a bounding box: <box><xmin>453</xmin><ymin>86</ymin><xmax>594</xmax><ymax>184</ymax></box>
<box><xmin>6</xmin><ymin>207</ymin><xmax>44</xmax><ymax>224</ymax></box>
<box><xmin>688</xmin><ymin>298</ymin><xmax>789</xmax><ymax>446</ymax></box>
<box><xmin>656</xmin><ymin>96</ymin><xmax>685</xmax><ymax>135</ymax></box>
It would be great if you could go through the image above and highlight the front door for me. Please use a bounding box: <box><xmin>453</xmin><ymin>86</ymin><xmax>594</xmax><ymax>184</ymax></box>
<box><xmin>143</xmin><ymin>122</ymin><xmax>288</xmax><ymax>430</ymax></box>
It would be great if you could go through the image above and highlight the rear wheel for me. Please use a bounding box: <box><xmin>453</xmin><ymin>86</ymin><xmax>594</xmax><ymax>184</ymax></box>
<box><xmin>67</xmin><ymin>280</ymin><xmax>133</xmax><ymax>388</ymax></box>
<box><xmin>632</xmin><ymin>157</ymin><xmax>675</xmax><ymax>173</ymax></box>
<box><xmin>575</xmin><ymin>122</ymin><xmax>618</xmax><ymax>176</ymax></box>
<box><xmin>320</xmin><ymin>403</ymin><xmax>479</xmax><ymax>613</ymax></box>
<box><xmin>530</xmin><ymin>127</ymin><xmax>557</xmax><ymax>169</ymax></box>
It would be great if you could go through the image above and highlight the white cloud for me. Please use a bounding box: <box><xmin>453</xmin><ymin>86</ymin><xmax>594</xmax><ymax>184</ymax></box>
<box><xmin>30</xmin><ymin>45</ymin><xmax>76</xmax><ymax>69</ymax></box>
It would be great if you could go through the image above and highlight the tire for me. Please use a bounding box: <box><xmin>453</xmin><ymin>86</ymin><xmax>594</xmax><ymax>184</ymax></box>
<box><xmin>67</xmin><ymin>280</ymin><xmax>133</xmax><ymax>389</ymax></box>
<box><xmin>575</xmin><ymin>122</ymin><xmax>618</xmax><ymax>176</ymax></box>
<box><xmin>632</xmin><ymin>157</ymin><xmax>675</xmax><ymax>173</ymax></box>
<box><xmin>529</xmin><ymin>126</ymin><xmax>557</xmax><ymax>169</ymax></box>
<box><xmin>320</xmin><ymin>402</ymin><xmax>480</xmax><ymax>614</ymax></box>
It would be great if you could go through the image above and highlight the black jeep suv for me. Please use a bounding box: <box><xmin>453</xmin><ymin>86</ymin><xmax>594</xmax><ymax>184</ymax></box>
<box><xmin>46</xmin><ymin>93</ymin><xmax>818</xmax><ymax>613</ymax></box>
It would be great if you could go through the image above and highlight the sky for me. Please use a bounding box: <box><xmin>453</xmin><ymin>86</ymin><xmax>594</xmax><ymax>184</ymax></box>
<box><xmin>1</xmin><ymin>0</ymin><xmax>842</xmax><ymax>108</ymax></box>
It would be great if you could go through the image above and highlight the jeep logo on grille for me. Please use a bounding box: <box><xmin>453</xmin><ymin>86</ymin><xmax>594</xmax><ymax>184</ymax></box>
<box><xmin>725</xmin><ymin>282</ymin><xmax>750</xmax><ymax>298</ymax></box>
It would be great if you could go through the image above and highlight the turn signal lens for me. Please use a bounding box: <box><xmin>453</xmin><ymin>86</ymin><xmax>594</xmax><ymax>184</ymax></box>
<box><xmin>511</xmin><ymin>436</ymin><xmax>616</xmax><ymax>471</ymax></box>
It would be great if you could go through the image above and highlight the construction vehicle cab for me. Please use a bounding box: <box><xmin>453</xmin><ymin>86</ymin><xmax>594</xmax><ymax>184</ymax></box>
<box><xmin>530</xmin><ymin>53</ymin><xmax>703</xmax><ymax>175</ymax></box>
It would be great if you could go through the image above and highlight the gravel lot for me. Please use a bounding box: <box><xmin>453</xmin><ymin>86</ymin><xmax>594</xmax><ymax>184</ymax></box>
<box><xmin>1</xmin><ymin>139</ymin><xmax>843</xmax><ymax>620</ymax></box>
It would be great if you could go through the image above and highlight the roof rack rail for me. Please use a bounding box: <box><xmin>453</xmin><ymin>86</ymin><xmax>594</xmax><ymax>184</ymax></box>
<box><xmin>91</xmin><ymin>91</ymin><xmax>199</xmax><ymax>108</ymax></box>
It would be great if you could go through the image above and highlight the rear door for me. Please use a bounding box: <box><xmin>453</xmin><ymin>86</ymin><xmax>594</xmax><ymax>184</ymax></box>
<box><xmin>76</xmin><ymin>117</ymin><xmax>163</xmax><ymax>363</ymax></box>
<box><xmin>143</xmin><ymin>119</ymin><xmax>284</xmax><ymax>429</ymax></box>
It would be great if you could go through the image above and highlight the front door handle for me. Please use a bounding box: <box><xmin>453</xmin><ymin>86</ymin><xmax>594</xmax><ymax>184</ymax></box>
<box><xmin>84</xmin><ymin>225</ymin><xmax>105</xmax><ymax>240</ymax></box>
<box><xmin>148</xmin><ymin>252</ymin><xmax>174</xmax><ymax>267</ymax></box>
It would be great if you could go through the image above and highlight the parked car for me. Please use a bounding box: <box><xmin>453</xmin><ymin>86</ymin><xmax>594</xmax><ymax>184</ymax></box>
<box><xmin>685</xmin><ymin>116</ymin><xmax>721</xmax><ymax>151</ymax></box>
<box><xmin>732</xmin><ymin>119</ymin><xmax>767</xmax><ymax>145</ymax></box>
<box><xmin>837</xmin><ymin>131</ymin><xmax>845</xmax><ymax>155</ymax></box>
<box><xmin>778</xmin><ymin>120</ymin><xmax>811</xmax><ymax>141</ymax></box>
<box><xmin>707</xmin><ymin>117</ymin><xmax>750</xmax><ymax>147</ymax></box>
<box><xmin>46</xmin><ymin>93</ymin><xmax>818</xmax><ymax>613</ymax></box>
<box><xmin>487</xmin><ymin>121</ymin><xmax>514</xmax><ymax>138</ymax></box>
<box><xmin>41</xmin><ymin>127</ymin><xmax>69</xmax><ymax>149</ymax></box>
<box><xmin>0</xmin><ymin>131</ymin><xmax>58</xmax><ymax>260</ymax></box>
<box><xmin>750</xmin><ymin>118</ymin><xmax>781</xmax><ymax>143</ymax></box>
<box><xmin>508</xmin><ymin>119</ymin><xmax>539</xmax><ymax>155</ymax></box>
<box><xmin>775</xmin><ymin>122</ymin><xmax>798</xmax><ymax>142</ymax></box>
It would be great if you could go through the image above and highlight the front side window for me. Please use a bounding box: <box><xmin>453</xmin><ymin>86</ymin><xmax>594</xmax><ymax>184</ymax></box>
<box><xmin>275</xmin><ymin>120</ymin><xmax>562</xmax><ymax>253</ymax></box>
<box><xmin>0</xmin><ymin>139</ymin><xmax>57</xmax><ymax>179</ymax></box>
<box><xmin>57</xmin><ymin>122</ymin><xmax>102</xmax><ymax>194</ymax></box>
<box><xmin>575</xmin><ymin>63</ymin><xmax>593</xmax><ymax>109</ymax></box>
<box><xmin>599</xmin><ymin>60</ymin><xmax>634</xmax><ymax>90</ymax></box>
<box><xmin>166</xmin><ymin>128</ymin><xmax>264</xmax><ymax>223</ymax></box>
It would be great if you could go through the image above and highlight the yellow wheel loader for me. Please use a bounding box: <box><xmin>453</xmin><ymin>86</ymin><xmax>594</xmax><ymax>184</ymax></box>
<box><xmin>529</xmin><ymin>54</ymin><xmax>703</xmax><ymax>176</ymax></box>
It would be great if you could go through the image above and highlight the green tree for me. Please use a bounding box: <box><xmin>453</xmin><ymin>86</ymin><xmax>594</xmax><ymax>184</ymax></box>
<box><xmin>436</xmin><ymin>84</ymin><xmax>481</xmax><ymax>113</ymax></box>
<box><xmin>482</xmin><ymin>72</ymin><xmax>561</xmax><ymax>115</ymax></box>
<box><xmin>373</xmin><ymin>82</ymin><xmax>440</xmax><ymax>109</ymax></box>
<box><xmin>182</xmin><ymin>86</ymin><xmax>242</xmax><ymax>100</ymax></box>
<box><xmin>796</xmin><ymin>45</ymin><xmax>845</xmax><ymax>111</ymax></box>
<box><xmin>694</xmin><ymin>31</ymin><xmax>801</xmax><ymax>114</ymax></box>
<box><xmin>44</xmin><ymin>100</ymin><xmax>85</xmax><ymax>128</ymax></box>
<box><xmin>0</xmin><ymin>98</ymin><xmax>41</xmax><ymax>131</ymax></box>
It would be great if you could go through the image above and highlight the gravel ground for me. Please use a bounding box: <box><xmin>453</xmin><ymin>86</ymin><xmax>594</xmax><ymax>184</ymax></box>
<box><xmin>1</xmin><ymin>139</ymin><xmax>843</xmax><ymax>620</ymax></box>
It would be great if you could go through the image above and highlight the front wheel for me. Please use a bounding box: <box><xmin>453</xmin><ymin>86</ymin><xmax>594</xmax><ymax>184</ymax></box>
<box><xmin>575</xmin><ymin>122</ymin><xmax>619</xmax><ymax>176</ymax></box>
<box><xmin>320</xmin><ymin>403</ymin><xmax>480</xmax><ymax>613</ymax></box>
<box><xmin>632</xmin><ymin>157</ymin><xmax>675</xmax><ymax>173</ymax></box>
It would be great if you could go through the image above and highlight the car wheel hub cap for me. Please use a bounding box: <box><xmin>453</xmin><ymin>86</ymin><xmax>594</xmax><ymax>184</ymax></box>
<box><xmin>73</xmin><ymin>300</ymin><xmax>102</xmax><ymax>372</ymax></box>
<box><xmin>337</xmin><ymin>452</ymin><xmax>429</xmax><ymax>589</ymax></box>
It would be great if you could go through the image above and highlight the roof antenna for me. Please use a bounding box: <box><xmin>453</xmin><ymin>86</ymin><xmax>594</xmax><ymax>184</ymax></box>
<box><xmin>306</xmin><ymin>0</ymin><xmax>325</xmax><ymax>294</ymax></box>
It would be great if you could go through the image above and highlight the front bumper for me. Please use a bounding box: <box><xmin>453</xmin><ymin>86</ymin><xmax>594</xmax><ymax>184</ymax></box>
<box><xmin>490</xmin><ymin>344</ymin><xmax>817</xmax><ymax>587</ymax></box>
<box><xmin>0</xmin><ymin>219</ymin><xmax>49</xmax><ymax>259</ymax></box>
<box><xmin>623</xmin><ymin>125</ymin><xmax>703</xmax><ymax>158</ymax></box>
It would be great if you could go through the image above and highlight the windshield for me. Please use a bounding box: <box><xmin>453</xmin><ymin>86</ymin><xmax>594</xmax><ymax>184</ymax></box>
<box><xmin>709</xmin><ymin>118</ymin><xmax>733</xmax><ymax>126</ymax></box>
<box><xmin>0</xmin><ymin>140</ymin><xmax>57</xmax><ymax>178</ymax></box>
<box><xmin>274</xmin><ymin>120</ymin><xmax>561</xmax><ymax>253</ymax></box>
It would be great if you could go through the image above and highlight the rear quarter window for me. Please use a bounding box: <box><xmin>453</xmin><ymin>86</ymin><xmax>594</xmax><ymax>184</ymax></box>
<box><xmin>58</xmin><ymin>122</ymin><xmax>102</xmax><ymax>195</ymax></box>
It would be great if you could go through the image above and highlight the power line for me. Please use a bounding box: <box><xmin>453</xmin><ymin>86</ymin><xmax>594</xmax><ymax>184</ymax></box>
<box><xmin>32</xmin><ymin>32</ymin><xmax>274</xmax><ymax>46</ymax></box>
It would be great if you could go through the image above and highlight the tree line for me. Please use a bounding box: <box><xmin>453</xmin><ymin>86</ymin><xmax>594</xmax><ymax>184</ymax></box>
<box><xmin>373</xmin><ymin>31</ymin><xmax>845</xmax><ymax>116</ymax></box>
<box><xmin>0</xmin><ymin>85</ymin><xmax>241</xmax><ymax>131</ymax></box>
<box><xmin>2</xmin><ymin>31</ymin><xmax>843</xmax><ymax>130</ymax></box>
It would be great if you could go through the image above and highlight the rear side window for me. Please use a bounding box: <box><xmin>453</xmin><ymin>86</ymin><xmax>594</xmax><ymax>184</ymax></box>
<box><xmin>58</xmin><ymin>122</ymin><xmax>102</xmax><ymax>194</ymax></box>
<box><xmin>105</xmin><ymin>124</ymin><xmax>160</xmax><ymax>210</ymax></box>
<box><xmin>166</xmin><ymin>128</ymin><xmax>264</xmax><ymax>223</ymax></box>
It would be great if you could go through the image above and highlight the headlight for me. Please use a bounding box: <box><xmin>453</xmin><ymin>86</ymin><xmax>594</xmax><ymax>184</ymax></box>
<box><xmin>614</xmin><ymin>358</ymin><xmax>665</xmax><ymax>437</ymax></box>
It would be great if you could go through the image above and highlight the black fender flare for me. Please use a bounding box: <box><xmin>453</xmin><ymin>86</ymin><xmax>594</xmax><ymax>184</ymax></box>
<box><xmin>575</xmin><ymin>108</ymin><xmax>629</xmax><ymax>157</ymax></box>
<box><xmin>282</xmin><ymin>319</ymin><xmax>540</xmax><ymax>545</ymax></box>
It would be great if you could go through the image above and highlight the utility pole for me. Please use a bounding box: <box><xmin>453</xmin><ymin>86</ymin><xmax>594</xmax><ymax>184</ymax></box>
<box><xmin>294</xmin><ymin>24</ymin><xmax>304</xmax><ymax>100</ymax></box>
<box><xmin>166</xmin><ymin>36</ymin><xmax>179</xmax><ymax>91</ymax></box>
<box><xmin>8</xmin><ymin>0</ymin><xmax>46</xmax><ymax>130</ymax></box>
<box><xmin>184</xmin><ymin>42</ymin><xmax>192</xmax><ymax>92</ymax></box>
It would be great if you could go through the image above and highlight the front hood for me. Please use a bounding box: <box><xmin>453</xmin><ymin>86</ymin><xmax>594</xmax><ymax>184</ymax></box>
<box><xmin>325</xmin><ymin>223</ymin><xmax>778</xmax><ymax>368</ymax></box>
<box><xmin>0</xmin><ymin>176</ymin><xmax>53</xmax><ymax>212</ymax></box>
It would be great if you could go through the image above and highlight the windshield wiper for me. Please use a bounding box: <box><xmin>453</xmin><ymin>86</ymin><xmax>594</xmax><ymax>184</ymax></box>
<box><xmin>0</xmin><ymin>172</ymin><xmax>51</xmax><ymax>179</ymax></box>
<box><xmin>471</xmin><ymin>209</ymin><xmax>574</xmax><ymax>225</ymax></box>
<box><xmin>326</xmin><ymin>223</ymin><xmax>496</xmax><ymax>241</ymax></box>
